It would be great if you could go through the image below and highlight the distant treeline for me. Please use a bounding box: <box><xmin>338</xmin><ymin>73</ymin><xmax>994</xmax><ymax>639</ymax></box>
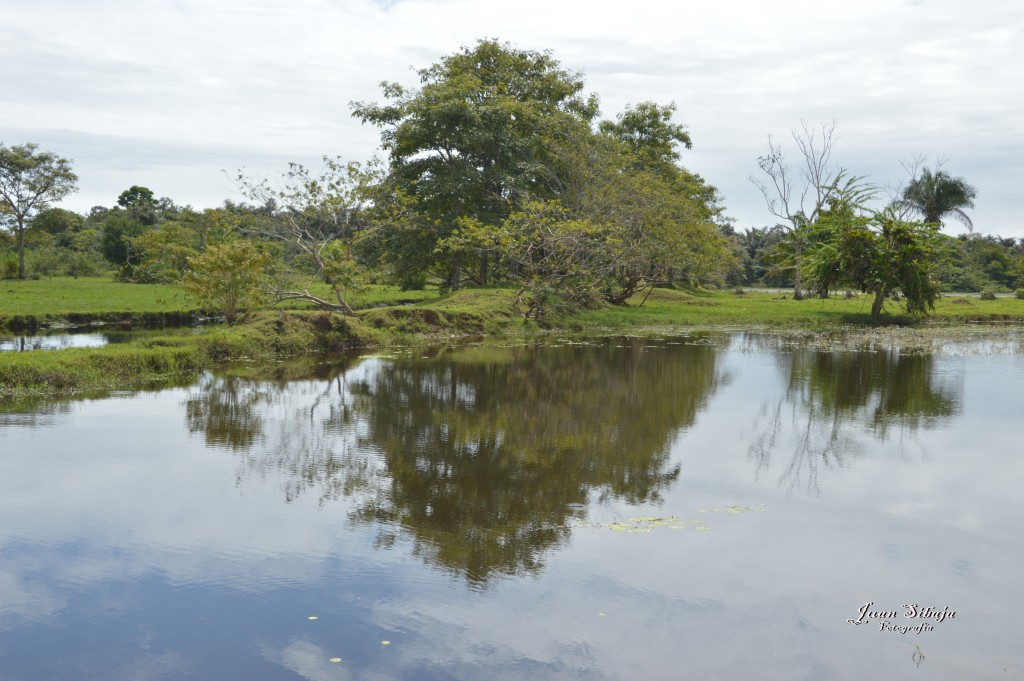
<box><xmin>723</xmin><ymin>224</ymin><xmax>1024</xmax><ymax>293</ymax></box>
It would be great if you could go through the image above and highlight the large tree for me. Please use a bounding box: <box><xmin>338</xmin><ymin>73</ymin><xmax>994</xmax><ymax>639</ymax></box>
<box><xmin>352</xmin><ymin>38</ymin><xmax>599</xmax><ymax>289</ymax></box>
<box><xmin>447</xmin><ymin>125</ymin><xmax>733</xmax><ymax>318</ymax></box>
<box><xmin>900</xmin><ymin>166</ymin><xmax>977</xmax><ymax>232</ymax></box>
<box><xmin>0</xmin><ymin>143</ymin><xmax>78</xmax><ymax>279</ymax></box>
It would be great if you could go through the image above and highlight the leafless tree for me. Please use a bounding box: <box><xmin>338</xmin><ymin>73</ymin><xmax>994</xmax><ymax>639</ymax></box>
<box><xmin>749</xmin><ymin>121</ymin><xmax>844</xmax><ymax>299</ymax></box>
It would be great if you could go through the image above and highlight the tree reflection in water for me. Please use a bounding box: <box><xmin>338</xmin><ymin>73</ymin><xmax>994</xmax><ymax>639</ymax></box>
<box><xmin>181</xmin><ymin>337</ymin><xmax>725</xmax><ymax>586</ymax></box>
<box><xmin>745</xmin><ymin>336</ymin><xmax>961</xmax><ymax>494</ymax></box>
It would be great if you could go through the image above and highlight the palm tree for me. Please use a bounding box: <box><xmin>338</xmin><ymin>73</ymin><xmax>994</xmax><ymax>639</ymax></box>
<box><xmin>901</xmin><ymin>167</ymin><xmax>978</xmax><ymax>232</ymax></box>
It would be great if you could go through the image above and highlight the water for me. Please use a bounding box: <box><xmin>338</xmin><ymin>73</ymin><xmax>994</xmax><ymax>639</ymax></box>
<box><xmin>1</xmin><ymin>333</ymin><xmax>1021</xmax><ymax>680</ymax></box>
<box><xmin>0</xmin><ymin>332</ymin><xmax>113</xmax><ymax>351</ymax></box>
<box><xmin>0</xmin><ymin>326</ymin><xmax>212</xmax><ymax>352</ymax></box>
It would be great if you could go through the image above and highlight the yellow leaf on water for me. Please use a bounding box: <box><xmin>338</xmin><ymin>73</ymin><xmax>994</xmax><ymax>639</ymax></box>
<box><xmin>330</xmin><ymin>658</ymin><xmax>342</xmax><ymax>663</ymax></box>
<box><xmin>307</xmin><ymin>616</ymin><xmax>318</xmax><ymax>621</ymax></box>
<box><xmin>382</xmin><ymin>640</ymin><xmax>391</xmax><ymax>646</ymax></box>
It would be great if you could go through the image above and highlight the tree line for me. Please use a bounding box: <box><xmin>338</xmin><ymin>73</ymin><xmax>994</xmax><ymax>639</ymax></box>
<box><xmin>2</xmin><ymin>39</ymin><xmax>1008</xmax><ymax>320</ymax></box>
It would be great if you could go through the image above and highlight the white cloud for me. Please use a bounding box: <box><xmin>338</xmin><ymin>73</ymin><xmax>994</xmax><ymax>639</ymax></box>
<box><xmin>2</xmin><ymin>0</ymin><xmax>1021</xmax><ymax>233</ymax></box>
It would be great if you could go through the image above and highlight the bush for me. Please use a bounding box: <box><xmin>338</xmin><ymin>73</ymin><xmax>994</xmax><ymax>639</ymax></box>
<box><xmin>980</xmin><ymin>288</ymin><xmax>997</xmax><ymax>300</ymax></box>
<box><xmin>1015</xmin><ymin>288</ymin><xmax>1024</xmax><ymax>300</ymax></box>
<box><xmin>182</xmin><ymin>240</ymin><xmax>268</xmax><ymax>323</ymax></box>
<box><xmin>2</xmin><ymin>253</ymin><xmax>17</xmax><ymax>279</ymax></box>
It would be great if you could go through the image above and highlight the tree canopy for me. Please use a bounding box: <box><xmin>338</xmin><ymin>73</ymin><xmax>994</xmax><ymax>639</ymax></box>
<box><xmin>0</xmin><ymin>142</ymin><xmax>78</xmax><ymax>279</ymax></box>
<box><xmin>352</xmin><ymin>39</ymin><xmax>602</xmax><ymax>289</ymax></box>
<box><xmin>900</xmin><ymin>166</ymin><xmax>977</xmax><ymax>232</ymax></box>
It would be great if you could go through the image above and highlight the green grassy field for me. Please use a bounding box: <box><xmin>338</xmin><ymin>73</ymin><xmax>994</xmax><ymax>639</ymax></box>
<box><xmin>567</xmin><ymin>287</ymin><xmax>1024</xmax><ymax>330</ymax></box>
<box><xmin>0</xmin><ymin>277</ymin><xmax>438</xmax><ymax>327</ymax></box>
<box><xmin>0</xmin><ymin>277</ymin><xmax>192</xmax><ymax>317</ymax></box>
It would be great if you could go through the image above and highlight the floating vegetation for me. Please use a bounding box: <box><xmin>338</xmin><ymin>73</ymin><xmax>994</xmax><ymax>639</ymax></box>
<box><xmin>330</xmin><ymin>657</ymin><xmax>342</xmax><ymax>663</ymax></box>
<box><xmin>575</xmin><ymin>505</ymin><xmax>766</xmax><ymax>534</ymax></box>
<box><xmin>307</xmin><ymin>616</ymin><xmax>318</xmax><ymax>620</ymax></box>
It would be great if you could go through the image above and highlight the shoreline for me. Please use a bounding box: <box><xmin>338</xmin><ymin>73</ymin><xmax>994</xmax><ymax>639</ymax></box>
<box><xmin>3</xmin><ymin>287</ymin><xmax>1024</xmax><ymax>404</ymax></box>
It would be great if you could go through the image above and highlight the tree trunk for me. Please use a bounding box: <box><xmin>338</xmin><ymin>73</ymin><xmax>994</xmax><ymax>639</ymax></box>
<box><xmin>17</xmin><ymin>222</ymin><xmax>26</xmax><ymax>279</ymax></box>
<box><xmin>479</xmin><ymin>251</ymin><xmax>489</xmax><ymax>285</ymax></box>
<box><xmin>447</xmin><ymin>257</ymin><xmax>461</xmax><ymax>291</ymax></box>
<box><xmin>792</xmin><ymin>251</ymin><xmax>803</xmax><ymax>300</ymax></box>
<box><xmin>871</xmin><ymin>290</ymin><xmax>885</xmax><ymax>317</ymax></box>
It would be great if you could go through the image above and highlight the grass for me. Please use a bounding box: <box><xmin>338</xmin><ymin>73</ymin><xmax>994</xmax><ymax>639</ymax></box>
<box><xmin>565</xmin><ymin>288</ymin><xmax>1024</xmax><ymax>332</ymax></box>
<box><xmin>0</xmin><ymin>276</ymin><xmax>440</xmax><ymax>329</ymax></box>
<box><xmin>3</xmin><ymin>280</ymin><xmax>1024</xmax><ymax>402</ymax></box>
<box><xmin>0</xmin><ymin>277</ymin><xmax>192</xmax><ymax>317</ymax></box>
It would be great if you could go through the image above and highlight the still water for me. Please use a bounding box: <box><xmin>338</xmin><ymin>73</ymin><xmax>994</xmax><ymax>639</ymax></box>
<box><xmin>0</xmin><ymin>327</ymin><xmax>211</xmax><ymax>352</ymax></box>
<box><xmin>1</xmin><ymin>333</ymin><xmax>1021</xmax><ymax>680</ymax></box>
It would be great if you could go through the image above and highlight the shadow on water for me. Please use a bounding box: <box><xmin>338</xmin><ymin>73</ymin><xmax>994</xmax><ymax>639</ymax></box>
<box><xmin>182</xmin><ymin>336</ymin><xmax>726</xmax><ymax>586</ymax></box>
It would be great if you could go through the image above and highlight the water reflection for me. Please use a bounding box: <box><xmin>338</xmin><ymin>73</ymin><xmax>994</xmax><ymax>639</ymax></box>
<box><xmin>183</xmin><ymin>337</ymin><xmax>725</xmax><ymax>585</ymax></box>
<box><xmin>0</xmin><ymin>333</ymin><xmax>111</xmax><ymax>351</ymax></box>
<box><xmin>4</xmin><ymin>334</ymin><xmax>1021</xmax><ymax>680</ymax></box>
<box><xmin>746</xmin><ymin>337</ymin><xmax>962</xmax><ymax>493</ymax></box>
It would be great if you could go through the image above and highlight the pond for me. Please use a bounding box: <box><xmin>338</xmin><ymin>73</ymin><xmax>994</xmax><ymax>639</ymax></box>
<box><xmin>1</xmin><ymin>332</ymin><xmax>1021</xmax><ymax>680</ymax></box>
<box><xmin>0</xmin><ymin>326</ymin><xmax>213</xmax><ymax>352</ymax></box>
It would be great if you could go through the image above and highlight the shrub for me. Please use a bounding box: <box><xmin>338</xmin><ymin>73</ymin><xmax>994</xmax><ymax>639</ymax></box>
<box><xmin>182</xmin><ymin>241</ymin><xmax>268</xmax><ymax>323</ymax></box>
<box><xmin>1015</xmin><ymin>288</ymin><xmax>1024</xmax><ymax>300</ymax></box>
<box><xmin>980</xmin><ymin>288</ymin><xmax>997</xmax><ymax>300</ymax></box>
<box><xmin>2</xmin><ymin>253</ymin><xmax>17</xmax><ymax>279</ymax></box>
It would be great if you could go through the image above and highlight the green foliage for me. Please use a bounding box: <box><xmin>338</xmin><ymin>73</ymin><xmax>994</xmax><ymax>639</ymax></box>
<box><xmin>979</xmin><ymin>288</ymin><xmax>997</xmax><ymax>300</ymax></box>
<box><xmin>100</xmin><ymin>211</ymin><xmax>149</xmax><ymax>268</ymax></box>
<box><xmin>320</xmin><ymin>240</ymin><xmax>369</xmax><ymax>313</ymax></box>
<box><xmin>121</xmin><ymin>207</ymin><xmax>236</xmax><ymax>283</ymax></box>
<box><xmin>117</xmin><ymin>185</ymin><xmax>158</xmax><ymax>225</ymax></box>
<box><xmin>353</xmin><ymin>38</ymin><xmax>599</xmax><ymax>287</ymax></box>
<box><xmin>1015</xmin><ymin>288</ymin><xmax>1024</xmax><ymax>300</ymax></box>
<box><xmin>232</xmin><ymin>157</ymin><xmax>377</xmax><ymax>275</ymax></box>
<box><xmin>552</xmin><ymin>124</ymin><xmax>733</xmax><ymax>301</ymax></box>
<box><xmin>30</xmin><ymin>207</ymin><xmax>84</xmax><ymax>235</ymax></box>
<box><xmin>900</xmin><ymin>166</ymin><xmax>977</xmax><ymax>232</ymax></box>
<box><xmin>126</xmin><ymin>219</ymin><xmax>200</xmax><ymax>283</ymax></box>
<box><xmin>930</xmin><ymin>234</ymin><xmax>1024</xmax><ymax>292</ymax></box>
<box><xmin>2</xmin><ymin>252</ymin><xmax>18</xmax><ymax>278</ymax></box>
<box><xmin>354</xmin><ymin>188</ymin><xmax>434</xmax><ymax>290</ymax></box>
<box><xmin>182</xmin><ymin>240</ymin><xmax>268</xmax><ymax>323</ymax></box>
<box><xmin>599</xmin><ymin>101</ymin><xmax>692</xmax><ymax>176</ymax></box>
<box><xmin>492</xmin><ymin>200</ymin><xmax>609</xmax><ymax>318</ymax></box>
<box><xmin>0</xmin><ymin>142</ymin><xmax>79</xmax><ymax>279</ymax></box>
<box><xmin>802</xmin><ymin>179</ymin><xmax>940</xmax><ymax>317</ymax></box>
<box><xmin>736</xmin><ymin>225</ymin><xmax>792</xmax><ymax>286</ymax></box>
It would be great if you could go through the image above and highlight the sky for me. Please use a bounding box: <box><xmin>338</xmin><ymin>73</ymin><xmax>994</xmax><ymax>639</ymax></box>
<box><xmin>1</xmin><ymin>0</ymin><xmax>1021</xmax><ymax>236</ymax></box>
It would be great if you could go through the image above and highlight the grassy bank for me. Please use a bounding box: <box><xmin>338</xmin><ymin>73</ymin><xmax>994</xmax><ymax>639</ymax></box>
<box><xmin>0</xmin><ymin>289</ymin><xmax>520</xmax><ymax>401</ymax></box>
<box><xmin>567</xmin><ymin>287</ymin><xmax>1024</xmax><ymax>330</ymax></box>
<box><xmin>3</xmin><ymin>283</ymin><xmax>1024</xmax><ymax>402</ymax></box>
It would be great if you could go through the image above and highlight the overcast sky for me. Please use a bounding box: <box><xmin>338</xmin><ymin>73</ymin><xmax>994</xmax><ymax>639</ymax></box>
<box><xmin>2</xmin><ymin>0</ymin><xmax>1021</xmax><ymax>235</ymax></box>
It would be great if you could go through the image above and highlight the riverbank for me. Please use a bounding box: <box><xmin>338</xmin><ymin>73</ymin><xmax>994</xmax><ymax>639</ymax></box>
<box><xmin>3</xmin><ymin>285</ymin><xmax>1024</xmax><ymax>402</ymax></box>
